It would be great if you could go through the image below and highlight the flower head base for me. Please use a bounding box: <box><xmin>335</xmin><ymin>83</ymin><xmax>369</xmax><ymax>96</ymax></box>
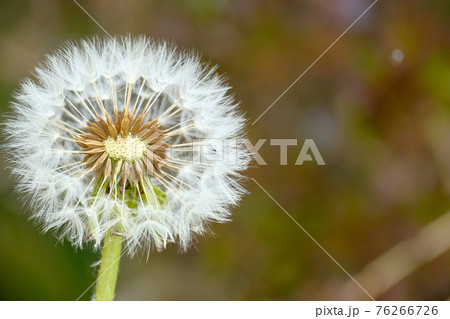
<box><xmin>76</xmin><ymin>107</ymin><xmax>168</xmax><ymax>184</ymax></box>
<box><xmin>5</xmin><ymin>36</ymin><xmax>250</xmax><ymax>255</ymax></box>
<box><xmin>103</xmin><ymin>135</ymin><xmax>147</xmax><ymax>162</ymax></box>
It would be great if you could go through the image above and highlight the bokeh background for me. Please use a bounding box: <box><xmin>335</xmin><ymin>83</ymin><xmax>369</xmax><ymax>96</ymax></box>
<box><xmin>1</xmin><ymin>0</ymin><xmax>449</xmax><ymax>300</ymax></box>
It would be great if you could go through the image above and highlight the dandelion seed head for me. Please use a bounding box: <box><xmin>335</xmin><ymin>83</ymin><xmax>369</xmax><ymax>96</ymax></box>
<box><xmin>4</xmin><ymin>36</ymin><xmax>250</xmax><ymax>255</ymax></box>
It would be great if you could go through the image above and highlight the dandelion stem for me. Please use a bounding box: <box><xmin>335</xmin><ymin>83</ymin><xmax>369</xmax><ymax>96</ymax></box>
<box><xmin>94</xmin><ymin>227</ymin><xmax>123</xmax><ymax>301</ymax></box>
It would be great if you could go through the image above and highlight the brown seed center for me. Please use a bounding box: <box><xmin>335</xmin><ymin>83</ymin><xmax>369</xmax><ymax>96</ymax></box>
<box><xmin>75</xmin><ymin>109</ymin><xmax>168</xmax><ymax>185</ymax></box>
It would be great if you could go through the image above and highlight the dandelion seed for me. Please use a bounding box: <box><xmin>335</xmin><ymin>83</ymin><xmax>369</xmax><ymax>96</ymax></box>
<box><xmin>4</xmin><ymin>36</ymin><xmax>250</xmax><ymax>256</ymax></box>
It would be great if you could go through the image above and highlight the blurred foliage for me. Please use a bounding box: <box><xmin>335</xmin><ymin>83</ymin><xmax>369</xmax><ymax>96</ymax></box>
<box><xmin>0</xmin><ymin>0</ymin><xmax>449</xmax><ymax>300</ymax></box>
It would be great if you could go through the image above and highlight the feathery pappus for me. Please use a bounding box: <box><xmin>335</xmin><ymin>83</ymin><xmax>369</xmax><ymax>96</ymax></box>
<box><xmin>4</xmin><ymin>36</ymin><xmax>250</xmax><ymax>255</ymax></box>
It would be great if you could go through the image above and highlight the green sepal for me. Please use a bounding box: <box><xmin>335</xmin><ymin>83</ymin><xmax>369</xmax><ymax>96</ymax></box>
<box><xmin>140</xmin><ymin>176</ymin><xmax>168</xmax><ymax>209</ymax></box>
<box><xmin>87</xmin><ymin>175</ymin><xmax>168</xmax><ymax>236</ymax></box>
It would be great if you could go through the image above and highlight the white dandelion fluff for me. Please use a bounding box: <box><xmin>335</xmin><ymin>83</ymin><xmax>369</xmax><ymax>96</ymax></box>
<box><xmin>4</xmin><ymin>36</ymin><xmax>250</xmax><ymax>255</ymax></box>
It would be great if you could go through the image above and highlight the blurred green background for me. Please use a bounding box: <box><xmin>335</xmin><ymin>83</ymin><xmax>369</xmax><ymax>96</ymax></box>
<box><xmin>1</xmin><ymin>0</ymin><xmax>449</xmax><ymax>300</ymax></box>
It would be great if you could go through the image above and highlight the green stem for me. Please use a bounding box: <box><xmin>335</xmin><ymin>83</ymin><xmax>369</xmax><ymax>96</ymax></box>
<box><xmin>94</xmin><ymin>229</ymin><xmax>123</xmax><ymax>301</ymax></box>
